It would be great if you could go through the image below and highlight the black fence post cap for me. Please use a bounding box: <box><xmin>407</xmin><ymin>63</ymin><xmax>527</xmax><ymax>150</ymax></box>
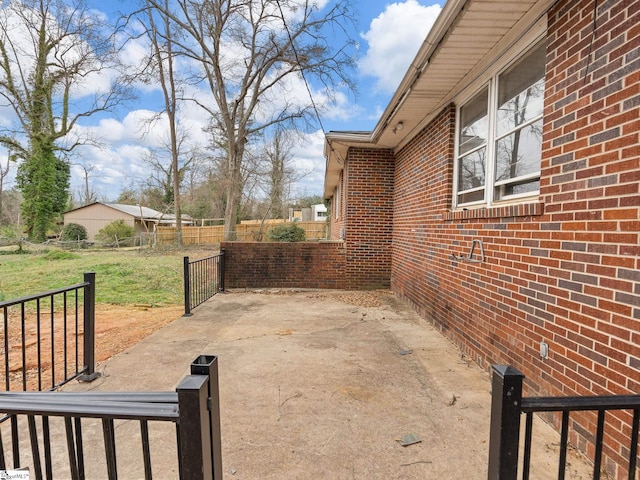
<box><xmin>492</xmin><ymin>365</ymin><xmax>525</xmax><ymax>379</ymax></box>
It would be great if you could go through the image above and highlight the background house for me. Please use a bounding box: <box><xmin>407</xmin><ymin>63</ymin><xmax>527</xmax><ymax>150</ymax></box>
<box><xmin>323</xmin><ymin>0</ymin><xmax>639</xmax><ymax>476</ymax></box>
<box><xmin>63</xmin><ymin>202</ymin><xmax>193</xmax><ymax>241</ymax></box>
<box><xmin>287</xmin><ymin>204</ymin><xmax>327</xmax><ymax>222</ymax></box>
<box><xmin>311</xmin><ymin>204</ymin><xmax>327</xmax><ymax>222</ymax></box>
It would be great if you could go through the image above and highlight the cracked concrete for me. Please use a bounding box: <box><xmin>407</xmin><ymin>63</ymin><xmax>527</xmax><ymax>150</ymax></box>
<box><xmin>57</xmin><ymin>289</ymin><xmax>595</xmax><ymax>479</ymax></box>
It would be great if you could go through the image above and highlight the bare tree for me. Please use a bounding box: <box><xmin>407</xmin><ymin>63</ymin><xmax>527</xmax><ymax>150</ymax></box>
<box><xmin>76</xmin><ymin>163</ymin><xmax>97</xmax><ymax>206</ymax></box>
<box><xmin>0</xmin><ymin>150</ymin><xmax>10</xmax><ymax>223</ymax></box>
<box><xmin>116</xmin><ymin>185</ymin><xmax>141</xmax><ymax>205</ymax></box>
<box><xmin>141</xmin><ymin>138</ymin><xmax>193</xmax><ymax>213</ymax></box>
<box><xmin>0</xmin><ymin>187</ymin><xmax>22</xmax><ymax>228</ymax></box>
<box><xmin>0</xmin><ymin>0</ymin><xmax>130</xmax><ymax>240</ymax></box>
<box><xmin>130</xmin><ymin>0</ymin><xmax>189</xmax><ymax>244</ymax></box>
<box><xmin>144</xmin><ymin>0</ymin><xmax>356</xmax><ymax>239</ymax></box>
<box><xmin>261</xmin><ymin>129</ymin><xmax>308</xmax><ymax>219</ymax></box>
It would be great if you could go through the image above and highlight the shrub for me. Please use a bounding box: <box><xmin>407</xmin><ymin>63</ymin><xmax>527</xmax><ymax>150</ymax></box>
<box><xmin>95</xmin><ymin>220</ymin><xmax>136</xmax><ymax>246</ymax></box>
<box><xmin>60</xmin><ymin>223</ymin><xmax>88</xmax><ymax>242</ymax></box>
<box><xmin>0</xmin><ymin>226</ymin><xmax>20</xmax><ymax>242</ymax></box>
<box><xmin>267</xmin><ymin>223</ymin><xmax>306</xmax><ymax>242</ymax></box>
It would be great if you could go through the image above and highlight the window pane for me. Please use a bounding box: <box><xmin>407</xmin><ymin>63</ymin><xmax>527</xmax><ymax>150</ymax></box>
<box><xmin>458</xmin><ymin>148</ymin><xmax>486</xmax><ymax>193</ymax></box>
<box><xmin>458</xmin><ymin>189</ymin><xmax>485</xmax><ymax>204</ymax></box>
<box><xmin>495</xmin><ymin>120</ymin><xmax>542</xmax><ymax>182</ymax></box>
<box><xmin>496</xmin><ymin>42</ymin><xmax>546</xmax><ymax>137</ymax></box>
<box><xmin>495</xmin><ymin>180</ymin><xmax>540</xmax><ymax>199</ymax></box>
<box><xmin>459</xmin><ymin>88</ymin><xmax>488</xmax><ymax>155</ymax></box>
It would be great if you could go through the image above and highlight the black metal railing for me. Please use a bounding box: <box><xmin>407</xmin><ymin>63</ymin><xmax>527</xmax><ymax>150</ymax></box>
<box><xmin>0</xmin><ymin>355</ymin><xmax>222</xmax><ymax>480</ymax></box>
<box><xmin>488</xmin><ymin>365</ymin><xmax>640</xmax><ymax>480</ymax></box>
<box><xmin>183</xmin><ymin>250</ymin><xmax>225</xmax><ymax>316</ymax></box>
<box><xmin>0</xmin><ymin>272</ymin><xmax>98</xmax><ymax>392</ymax></box>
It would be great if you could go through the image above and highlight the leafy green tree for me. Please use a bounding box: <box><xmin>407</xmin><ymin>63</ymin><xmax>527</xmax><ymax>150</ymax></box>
<box><xmin>95</xmin><ymin>220</ymin><xmax>136</xmax><ymax>246</ymax></box>
<box><xmin>17</xmin><ymin>141</ymin><xmax>69</xmax><ymax>240</ymax></box>
<box><xmin>0</xmin><ymin>0</ymin><xmax>128</xmax><ymax>241</ymax></box>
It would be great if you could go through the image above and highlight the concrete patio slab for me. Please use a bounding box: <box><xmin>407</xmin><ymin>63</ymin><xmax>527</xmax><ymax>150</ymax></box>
<box><xmin>62</xmin><ymin>289</ymin><xmax>594</xmax><ymax>479</ymax></box>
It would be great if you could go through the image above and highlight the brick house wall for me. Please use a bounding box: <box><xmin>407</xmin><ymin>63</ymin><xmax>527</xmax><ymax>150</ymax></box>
<box><xmin>220</xmin><ymin>241</ymin><xmax>346</xmax><ymax>289</ymax></box>
<box><xmin>390</xmin><ymin>0</ymin><xmax>639</xmax><ymax>476</ymax></box>
<box><xmin>343</xmin><ymin>148</ymin><xmax>395</xmax><ymax>289</ymax></box>
<box><xmin>392</xmin><ymin>105</ymin><xmax>456</xmax><ymax>311</ymax></box>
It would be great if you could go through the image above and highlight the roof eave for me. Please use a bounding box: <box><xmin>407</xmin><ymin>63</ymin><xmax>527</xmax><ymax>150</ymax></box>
<box><xmin>323</xmin><ymin>131</ymin><xmax>377</xmax><ymax>198</ymax></box>
<box><xmin>370</xmin><ymin>0</ymin><xmax>468</xmax><ymax>145</ymax></box>
<box><xmin>323</xmin><ymin>0</ymin><xmax>466</xmax><ymax>199</ymax></box>
<box><xmin>323</xmin><ymin>0</ymin><xmax>553</xmax><ymax>199</ymax></box>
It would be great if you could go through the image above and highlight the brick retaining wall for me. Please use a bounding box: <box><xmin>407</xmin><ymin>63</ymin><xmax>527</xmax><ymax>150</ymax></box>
<box><xmin>220</xmin><ymin>241</ymin><xmax>346</xmax><ymax>289</ymax></box>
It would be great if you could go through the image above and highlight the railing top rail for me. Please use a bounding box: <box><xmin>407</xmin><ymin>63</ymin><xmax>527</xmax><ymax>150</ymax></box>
<box><xmin>522</xmin><ymin>394</ymin><xmax>640</xmax><ymax>413</ymax></box>
<box><xmin>0</xmin><ymin>391</ymin><xmax>178</xmax><ymax>403</ymax></box>
<box><xmin>0</xmin><ymin>281</ymin><xmax>89</xmax><ymax>309</ymax></box>
<box><xmin>0</xmin><ymin>395</ymin><xmax>179</xmax><ymax>421</ymax></box>
<box><xmin>188</xmin><ymin>251</ymin><xmax>223</xmax><ymax>265</ymax></box>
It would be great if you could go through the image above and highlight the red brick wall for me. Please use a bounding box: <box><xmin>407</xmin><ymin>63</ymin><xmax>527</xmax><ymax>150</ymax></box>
<box><xmin>391</xmin><ymin>0</ymin><xmax>639</xmax><ymax>476</ymax></box>
<box><xmin>220</xmin><ymin>241</ymin><xmax>346</xmax><ymax>289</ymax></box>
<box><xmin>392</xmin><ymin>104</ymin><xmax>456</xmax><ymax>310</ymax></box>
<box><xmin>344</xmin><ymin>148</ymin><xmax>395</xmax><ymax>289</ymax></box>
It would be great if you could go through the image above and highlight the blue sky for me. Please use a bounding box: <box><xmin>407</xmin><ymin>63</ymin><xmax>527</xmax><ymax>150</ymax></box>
<box><xmin>3</xmin><ymin>0</ymin><xmax>444</xmax><ymax>201</ymax></box>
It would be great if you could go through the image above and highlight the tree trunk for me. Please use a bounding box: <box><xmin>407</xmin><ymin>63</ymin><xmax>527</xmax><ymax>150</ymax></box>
<box><xmin>222</xmin><ymin>136</ymin><xmax>246</xmax><ymax>241</ymax></box>
<box><xmin>223</xmin><ymin>187</ymin><xmax>240</xmax><ymax>241</ymax></box>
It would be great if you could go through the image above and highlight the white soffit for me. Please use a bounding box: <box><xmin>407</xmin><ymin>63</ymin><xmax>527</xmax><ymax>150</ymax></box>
<box><xmin>324</xmin><ymin>0</ymin><xmax>553</xmax><ymax>198</ymax></box>
<box><xmin>374</xmin><ymin>0</ymin><xmax>550</xmax><ymax>149</ymax></box>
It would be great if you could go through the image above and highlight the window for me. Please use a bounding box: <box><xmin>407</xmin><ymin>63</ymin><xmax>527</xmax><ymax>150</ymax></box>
<box><xmin>455</xmin><ymin>41</ymin><xmax>546</xmax><ymax>208</ymax></box>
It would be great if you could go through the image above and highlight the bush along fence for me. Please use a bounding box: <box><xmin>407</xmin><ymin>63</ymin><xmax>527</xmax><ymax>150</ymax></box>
<box><xmin>183</xmin><ymin>251</ymin><xmax>225</xmax><ymax>316</ymax></box>
<box><xmin>0</xmin><ymin>354</ymin><xmax>222</xmax><ymax>479</ymax></box>
<box><xmin>0</xmin><ymin>272</ymin><xmax>99</xmax><ymax>393</ymax></box>
<box><xmin>488</xmin><ymin>365</ymin><xmax>640</xmax><ymax>479</ymax></box>
<box><xmin>157</xmin><ymin>220</ymin><xmax>328</xmax><ymax>245</ymax></box>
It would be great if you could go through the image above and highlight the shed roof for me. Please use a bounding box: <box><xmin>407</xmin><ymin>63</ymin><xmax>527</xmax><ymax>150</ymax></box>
<box><xmin>65</xmin><ymin>202</ymin><xmax>193</xmax><ymax>224</ymax></box>
<box><xmin>324</xmin><ymin>0</ymin><xmax>553</xmax><ymax>198</ymax></box>
<box><xmin>104</xmin><ymin>203</ymin><xmax>166</xmax><ymax>219</ymax></box>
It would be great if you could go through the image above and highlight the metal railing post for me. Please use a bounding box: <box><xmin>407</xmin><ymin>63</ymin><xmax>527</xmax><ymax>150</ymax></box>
<box><xmin>191</xmin><ymin>355</ymin><xmax>223</xmax><ymax>480</ymax></box>
<box><xmin>78</xmin><ymin>272</ymin><xmax>99</xmax><ymax>382</ymax></box>
<box><xmin>176</xmin><ymin>373</ymin><xmax>213</xmax><ymax>480</ymax></box>
<box><xmin>183</xmin><ymin>256</ymin><xmax>192</xmax><ymax>317</ymax></box>
<box><xmin>219</xmin><ymin>249</ymin><xmax>225</xmax><ymax>292</ymax></box>
<box><xmin>488</xmin><ymin>365</ymin><xmax>524</xmax><ymax>480</ymax></box>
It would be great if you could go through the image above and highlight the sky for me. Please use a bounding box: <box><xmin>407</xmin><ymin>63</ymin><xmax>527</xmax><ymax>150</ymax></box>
<box><xmin>1</xmin><ymin>0</ymin><xmax>444</xmax><ymax>202</ymax></box>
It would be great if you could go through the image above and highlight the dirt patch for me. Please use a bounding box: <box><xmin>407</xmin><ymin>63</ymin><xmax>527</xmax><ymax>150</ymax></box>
<box><xmin>248</xmin><ymin>288</ymin><xmax>391</xmax><ymax>307</ymax></box>
<box><xmin>2</xmin><ymin>303</ymin><xmax>183</xmax><ymax>391</ymax></box>
<box><xmin>308</xmin><ymin>291</ymin><xmax>389</xmax><ymax>307</ymax></box>
<box><xmin>93</xmin><ymin>304</ymin><xmax>184</xmax><ymax>363</ymax></box>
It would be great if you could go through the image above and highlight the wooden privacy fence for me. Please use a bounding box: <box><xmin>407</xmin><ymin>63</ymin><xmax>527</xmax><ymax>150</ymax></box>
<box><xmin>157</xmin><ymin>221</ymin><xmax>327</xmax><ymax>245</ymax></box>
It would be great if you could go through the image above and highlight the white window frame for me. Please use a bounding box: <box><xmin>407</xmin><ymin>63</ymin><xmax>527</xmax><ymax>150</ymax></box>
<box><xmin>453</xmin><ymin>37</ymin><xmax>546</xmax><ymax>210</ymax></box>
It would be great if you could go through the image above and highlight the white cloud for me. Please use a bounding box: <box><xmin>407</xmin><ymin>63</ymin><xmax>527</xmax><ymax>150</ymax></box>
<box><xmin>290</xmin><ymin>129</ymin><xmax>326</xmax><ymax>196</ymax></box>
<box><xmin>359</xmin><ymin>1</ymin><xmax>441</xmax><ymax>93</ymax></box>
<box><xmin>68</xmin><ymin>100</ymin><xmax>218</xmax><ymax>200</ymax></box>
<box><xmin>0</xmin><ymin>4</ymin><xmax>328</xmax><ymax>208</ymax></box>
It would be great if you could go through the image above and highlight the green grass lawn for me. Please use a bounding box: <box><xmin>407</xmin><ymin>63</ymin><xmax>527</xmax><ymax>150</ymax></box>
<box><xmin>0</xmin><ymin>247</ymin><xmax>213</xmax><ymax>305</ymax></box>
